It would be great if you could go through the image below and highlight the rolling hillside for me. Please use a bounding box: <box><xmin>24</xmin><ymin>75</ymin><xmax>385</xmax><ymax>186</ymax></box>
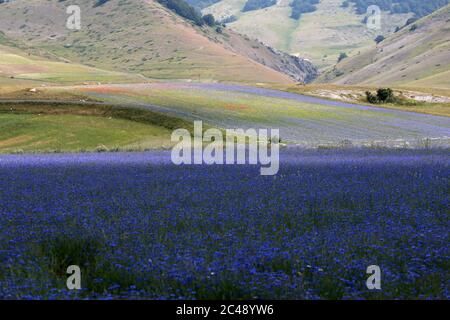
<box><xmin>0</xmin><ymin>32</ymin><xmax>145</xmax><ymax>86</ymax></box>
<box><xmin>203</xmin><ymin>0</ymin><xmax>448</xmax><ymax>70</ymax></box>
<box><xmin>0</xmin><ymin>0</ymin><xmax>316</xmax><ymax>83</ymax></box>
<box><xmin>320</xmin><ymin>4</ymin><xmax>450</xmax><ymax>89</ymax></box>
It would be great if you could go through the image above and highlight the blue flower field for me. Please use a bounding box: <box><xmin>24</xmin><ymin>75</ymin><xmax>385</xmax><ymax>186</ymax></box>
<box><xmin>0</xmin><ymin>149</ymin><xmax>448</xmax><ymax>299</ymax></box>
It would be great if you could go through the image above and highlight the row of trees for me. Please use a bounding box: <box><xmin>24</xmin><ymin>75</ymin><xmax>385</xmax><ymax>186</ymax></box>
<box><xmin>158</xmin><ymin>0</ymin><xmax>217</xmax><ymax>27</ymax></box>
<box><xmin>64</xmin><ymin>0</ymin><xmax>220</xmax><ymax>28</ymax></box>
<box><xmin>158</xmin><ymin>0</ymin><xmax>205</xmax><ymax>25</ymax></box>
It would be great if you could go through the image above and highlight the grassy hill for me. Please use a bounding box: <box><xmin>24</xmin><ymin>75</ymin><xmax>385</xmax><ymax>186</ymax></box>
<box><xmin>320</xmin><ymin>4</ymin><xmax>450</xmax><ymax>89</ymax></box>
<box><xmin>203</xmin><ymin>0</ymin><xmax>416</xmax><ymax>69</ymax></box>
<box><xmin>0</xmin><ymin>0</ymin><xmax>316</xmax><ymax>83</ymax></box>
<box><xmin>0</xmin><ymin>32</ymin><xmax>144</xmax><ymax>85</ymax></box>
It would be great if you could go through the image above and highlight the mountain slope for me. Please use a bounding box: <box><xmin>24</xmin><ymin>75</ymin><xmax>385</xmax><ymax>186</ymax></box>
<box><xmin>0</xmin><ymin>32</ymin><xmax>145</xmax><ymax>85</ymax></box>
<box><xmin>203</xmin><ymin>0</ymin><xmax>417</xmax><ymax>69</ymax></box>
<box><xmin>0</xmin><ymin>0</ymin><xmax>316</xmax><ymax>83</ymax></box>
<box><xmin>320</xmin><ymin>4</ymin><xmax>450</xmax><ymax>89</ymax></box>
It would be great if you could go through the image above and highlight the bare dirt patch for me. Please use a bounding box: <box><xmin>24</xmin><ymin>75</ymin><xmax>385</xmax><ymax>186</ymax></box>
<box><xmin>400</xmin><ymin>91</ymin><xmax>450</xmax><ymax>103</ymax></box>
<box><xmin>309</xmin><ymin>88</ymin><xmax>450</xmax><ymax>104</ymax></box>
<box><xmin>0</xmin><ymin>135</ymin><xmax>33</xmax><ymax>148</ymax></box>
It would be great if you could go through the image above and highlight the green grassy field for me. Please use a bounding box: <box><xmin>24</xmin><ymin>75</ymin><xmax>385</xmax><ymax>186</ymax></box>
<box><xmin>74</xmin><ymin>85</ymin><xmax>346</xmax><ymax>125</ymax></box>
<box><xmin>0</xmin><ymin>114</ymin><xmax>174</xmax><ymax>153</ymax></box>
<box><xmin>0</xmin><ymin>81</ymin><xmax>449</xmax><ymax>152</ymax></box>
<box><xmin>54</xmin><ymin>83</ymin><xmax>450</xmax><ymax>147</ymax></box>
<box><xmin>0</xmin><ymin>102</ymin><xmax>197</xmax><ymax>153</ymax></box>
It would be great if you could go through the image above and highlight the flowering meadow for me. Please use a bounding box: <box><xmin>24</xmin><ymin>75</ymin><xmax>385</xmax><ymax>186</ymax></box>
<box><xmin>77</xmin><ymin>82</ymin><xmax>450</xmax><ymax>147</ymax></box>
<box><xmin>0</xmin><ymin>149</ymin><xmax>448</xmax><ymax>299</ymax></box>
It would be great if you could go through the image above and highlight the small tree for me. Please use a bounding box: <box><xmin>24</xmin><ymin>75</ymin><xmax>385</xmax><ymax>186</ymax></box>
<box><xmin>202</xmin><ymin>14</ymin><xmax>216</xmax><ymax>27</ymax></box>
<box><xmin>374</xmin><ymin>35</ymin><xmax>385</xmax><ymax>44</ymax></box>
<box><xmin>366</xmin><ymin>88</ymin><xmax>395</xmax><ymax>104</ymax></box>
<box><xmin>337</xmin><ymin>52</ymin><xmax>348</xmax><ymax>63</ymax></box>
<box><xmin>366</xmin><ymin>91</ymin><xmax>379</xmax><ymax>104</ymax></box>
<box><xmin>376</xmin><ymin>88</ymin><xmax>395</xmax><ymax>103</ymax></box>
<box><xmin>405</xmin><ymin>18</ymin><xmax>418</xmax><ymax>26</ymax></box>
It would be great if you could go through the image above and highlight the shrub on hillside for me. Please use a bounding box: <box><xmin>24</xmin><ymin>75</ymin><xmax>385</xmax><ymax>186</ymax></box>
<box><xmin>202</xmin><ymin>13</ymin><xmax>216</xmax><ymax>26</ymax></box>
<box><xmin>94</xmin><ymin>0</ymin><xmax>111</xmax><ymax>7</ymax></box>
<box><xmin>242</xmin><ymin>0</ymin><xmax>276</xmax><ymax>12</ymax></box>
<box><xmin>366</xmin><ymin>91</ymin><xmax>379</xmax><ymax>104</ymax></box>
<box><xmin>374</xmin><ymin>35</ymin><xmax>385</xmax><ymax>44</ymax></box>
<box><xmin>335</xmin><ymin>70</ymin><xmax>345</xmax><ymax>77</ymax></box>
<box><xmin>409</xmin><ymin>24</ymin><xmax>418</xmax><ymax>31</ymax></box>
<box><xmin>405</xmin><ymin>17</ymin><xmax>418</xmax><ymax>26</ymax></box>
<box><xmin>377</xmin><ymin>88</ymin><xmax>395</xmax><ymax>102</ymax></box>
<box><xmin>366</xmin><ymin>88</ymin><xmax>396</xmax><ymax>104</ymax></box>
<box><xmin>338</xmin><ymin>52</ymin><xmax>348</xmax><ymax>63</ymax></box>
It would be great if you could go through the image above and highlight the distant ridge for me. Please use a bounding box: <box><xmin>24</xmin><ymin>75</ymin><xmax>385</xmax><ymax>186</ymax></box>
<box><xmin>319</xmin><ymin>4</ymin><xmax>450</xmax><ymax>89</ymax></box>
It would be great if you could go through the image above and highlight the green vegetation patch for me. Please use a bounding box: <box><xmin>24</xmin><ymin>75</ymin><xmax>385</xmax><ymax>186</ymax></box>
<box><xmin>0</xmin><ymin>101</ymin><xmax>194</xmax><ymax>131</ymax></box>
<box><xmin>157</xmin><ymin>0</ymin><xmax>206</xmax><ymax>26</ymax></box>
<box><xmin>242</xmin><ymin>0</ymin><xmax>277</xmax><ymax>12</ymax></box>
<box><xmin>0</xmin><ymin>101</ymin><xmax>196</xmax><ymax>153</ymax></box>
<box><xmin>0</xmin><ymin>113</ymin><xmax>173</xmax><ymax>153</ymax></box>
<box><xmin>290</xmin><ymin>0</ymin><xmax>319</xmax><ymax>20</ymax></box>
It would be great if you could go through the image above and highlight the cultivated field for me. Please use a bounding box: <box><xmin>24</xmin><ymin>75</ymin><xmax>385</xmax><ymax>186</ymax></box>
<box><xmin>0</xmin><ymin>149</ymin><xmax>448</xmax><ymax>299</ymax></box>
<box><xmin>1</xmin><ymin>82</ymin><xmax>448</xmax><ymax>152</ymax></box>
<box><xmin>59</xmin><ymin>83</ymin><xmax>450</xmax><ymax>147</ymax></box>
<box><xmin>0</xmin><ymin>0</ymin><xmax>448</xmax><ymax>303</ymax></box>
